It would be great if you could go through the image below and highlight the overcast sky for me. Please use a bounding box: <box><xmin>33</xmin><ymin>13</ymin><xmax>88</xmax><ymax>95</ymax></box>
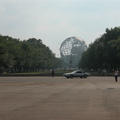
<box><xmin>0</xmin><ymin>0</ymin><xmax>120</xmax><ymax>57</ymax></box>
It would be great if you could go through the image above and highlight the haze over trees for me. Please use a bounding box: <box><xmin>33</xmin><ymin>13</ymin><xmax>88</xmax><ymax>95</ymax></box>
<box><xmin>79</xmin><ymin>27</ymin><xmax>120</xmax><ymax>71</ymax></box>
<box><xmin>0</xmin><ymin>36</ymin><xmax>61</xmax><ymax>73</ymax></box>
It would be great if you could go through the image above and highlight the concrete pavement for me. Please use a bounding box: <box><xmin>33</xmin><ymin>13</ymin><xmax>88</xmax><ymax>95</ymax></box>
<box><xmin>0</xmin><ymin>76</ymin><xmax>120</xmax><ymax>120</ymax></box>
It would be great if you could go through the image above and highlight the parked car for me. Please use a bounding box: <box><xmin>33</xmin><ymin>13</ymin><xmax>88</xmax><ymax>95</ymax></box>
<box><xmin>63</xmin><ymin>70</ymin><xmax>91</xmax><ymax>78</ymax></box>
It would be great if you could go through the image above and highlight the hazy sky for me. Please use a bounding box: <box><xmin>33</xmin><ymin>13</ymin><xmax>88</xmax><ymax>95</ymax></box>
<box><xmin>0</xmin><ymin>0</ymin><xmax>120</xmax><ymax>57</ymax></box>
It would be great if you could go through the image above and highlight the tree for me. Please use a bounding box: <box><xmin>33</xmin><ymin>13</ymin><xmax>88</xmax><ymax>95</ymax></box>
<box><xmin>79</xmin><ymin>26</ymin><xmax>120</xmax><ymax>71</ymax></box>
<box><xmin>0</xmin><ymin>35</ymin><xmax>62</xmax><ymax>73</ymax></box>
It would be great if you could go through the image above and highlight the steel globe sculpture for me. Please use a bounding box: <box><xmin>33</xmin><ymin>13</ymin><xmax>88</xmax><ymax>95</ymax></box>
<box><xmin>60</xmin><ymin>36</ymin><xmax>87</xmax><ymax>68</ymax></box>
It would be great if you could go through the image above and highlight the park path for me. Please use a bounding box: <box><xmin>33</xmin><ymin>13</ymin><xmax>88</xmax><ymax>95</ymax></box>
<box><xmin>0</xmin><ymin>77</ymin><xmax>120</xmax><ymax>120</ymax></box>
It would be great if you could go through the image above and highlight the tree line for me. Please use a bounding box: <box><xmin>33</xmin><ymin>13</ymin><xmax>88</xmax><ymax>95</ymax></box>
<box><xmin>79</xmin><ymin>27</ymin><xmax>120</xmax><ymax>72</ymax></box>
<box><xmin>0</xmin><ymin>35</ymin><xmax>61</xmax><ymax>73</ymax></box>
<box><xmin>1</xmin><ymin>26</ymin><xmax>120</xmax><ymax>73</ymax></box>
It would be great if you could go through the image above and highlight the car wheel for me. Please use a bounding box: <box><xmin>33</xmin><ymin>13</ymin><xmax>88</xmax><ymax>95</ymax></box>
<box><xmin>66</xmin><ymin>77</ymin><xmax>69</xmax><ymax>78</ymax></box>
<box><xmin>84</xmin><ymin>75</ymin><xmax>87</xmax><ymax>78</ymax></box>
<box><xmin>70</xmin><ymin>75</ymin><xmax>73</xmax><ymax>78</ymax></box>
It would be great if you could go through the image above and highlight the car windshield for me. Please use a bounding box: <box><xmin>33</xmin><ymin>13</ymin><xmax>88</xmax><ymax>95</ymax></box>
<box><xmin>72</xmin><ymin>71</ymin><xmax>82</xmax><ymax>73</ymax></box>
<box><xmin>72</xmin><ymin>71</ymin><xmax>76</xmax><ymax>73</ymax></box>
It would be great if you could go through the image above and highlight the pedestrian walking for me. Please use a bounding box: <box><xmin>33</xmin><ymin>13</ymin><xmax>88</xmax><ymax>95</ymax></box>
<box><xmin>51</xmin><ymin>69</ymin><xmax>54</xmax><ymax>77</ymax></box>
<box><xmin>114</xmin><ymin>69</ymin><xmax>119</xmax><ymax>82</ymax></box>
<box><xmin>103</xmin><ymin>69</ymin><xmax>107</xmax><ymax>76</ymax></box>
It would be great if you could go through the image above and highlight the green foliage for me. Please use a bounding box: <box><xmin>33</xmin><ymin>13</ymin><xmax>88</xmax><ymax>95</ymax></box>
<box><xmin>0</xmin><ymin>35</ymin><xmax>61</xmax><ymax>73</ymax></box>
<box><xmin>79</xmin><ymin>27</ymin><xmax>120</xmax><ymax>71</ymax></box>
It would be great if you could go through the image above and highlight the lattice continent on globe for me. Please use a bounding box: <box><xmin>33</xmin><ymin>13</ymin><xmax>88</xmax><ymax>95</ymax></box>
<box><xmin>60</xmin><ymin>36</ymin><xmax>87</xmax><ymax>68</ymax></box>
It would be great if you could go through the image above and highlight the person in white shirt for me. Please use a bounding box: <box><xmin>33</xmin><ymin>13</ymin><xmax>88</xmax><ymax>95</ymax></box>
<box><xmin>114</xmin><ymin>69</ymin><xmax>119</xmax><ymax>82</ymax></box>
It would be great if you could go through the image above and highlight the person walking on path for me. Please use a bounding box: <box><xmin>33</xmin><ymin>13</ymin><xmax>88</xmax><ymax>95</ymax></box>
<box><xmin>103</xmin><ymin>69</ymin><xmax>107</xmax><ymax>76</ymax></box>
<box><xmin>51</xmin><ymin>69</ymin><xmax>54</xmax><ymax>77</ymax></box>
<box><xmin>114</xmin><ymin>69</ymin><xmax>119</xmax><ymax>82</ymax></box>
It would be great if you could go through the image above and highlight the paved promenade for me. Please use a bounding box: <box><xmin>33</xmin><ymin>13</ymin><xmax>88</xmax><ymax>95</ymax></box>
<box><xmin>0</xmin><ymin>76</ymin><xmax>120</xmax><ymax>120</ymax></box>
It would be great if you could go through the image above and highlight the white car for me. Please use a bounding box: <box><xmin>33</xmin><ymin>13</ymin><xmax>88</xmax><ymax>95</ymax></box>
<box><xmin>63</xmin><ymin>70</ymin><xmax>91</xmax><ymax>78</ymax></box>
